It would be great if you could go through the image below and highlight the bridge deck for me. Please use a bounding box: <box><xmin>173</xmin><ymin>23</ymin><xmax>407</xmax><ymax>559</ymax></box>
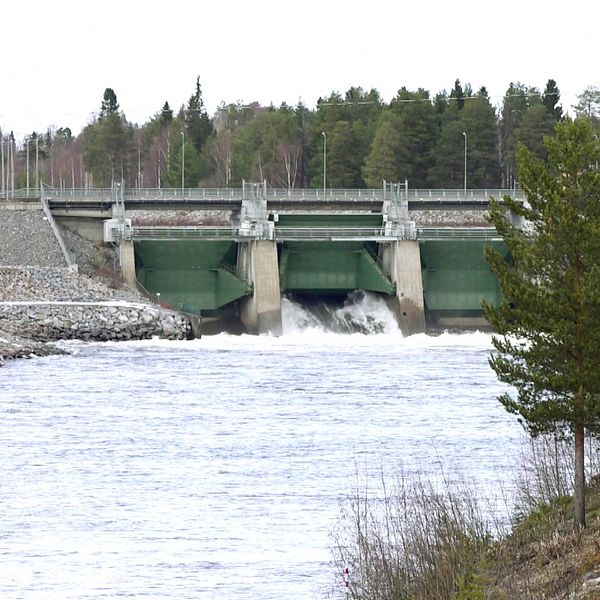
<box><xmin>35</xmin><ymin>187</ymin><xmax>522</xmax><ymax>211</ymax></box>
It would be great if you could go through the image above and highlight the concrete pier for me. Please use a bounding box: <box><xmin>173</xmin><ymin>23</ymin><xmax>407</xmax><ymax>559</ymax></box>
<box><xmin>119</xmin><ymin>240</ymin><xmax>137</xmax><ymax>286</ymax></box>
<box><xmin>238</xmin><ymin>240</ymin><xmax>282</xmax><ymax>335</ymax></box>
<box><xmin>383</xmin><ymin>240</ymin><xmax>425</xmax><ymax>336</ymax></box>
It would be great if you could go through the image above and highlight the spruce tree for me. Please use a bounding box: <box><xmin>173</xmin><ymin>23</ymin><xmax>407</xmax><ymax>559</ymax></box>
<box><xmin>100</xmin><ymin>88</ymin><xmax>119</xmax><ymax>117</ymax></box>
<box><xmin>185</xmin><ymin>76</ymin><xmax>213</xmax><ymax>153</ymax></box>
<box><xmin>542</xmin><ymin>79</ymin><xmax>563</xmax><ymax>122</ymax></box>
<box><xmin>484</xmin><ymin>118</ymin><xmax>600</xmax><ymax>529</ymax></box>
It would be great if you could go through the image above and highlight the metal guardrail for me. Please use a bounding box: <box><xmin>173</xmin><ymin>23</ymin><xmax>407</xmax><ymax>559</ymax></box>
<box><xmin>128</xmin><ymin>226</ymin><xmax>397</xmax><ymax>241</ymax></box>
<box><xmin>130</xmin><ymin>226</ymin><xmax>239</xmax><ymax>240</ymax></box>
<box><xmin>40</xmin><ymin>187</ymin><xmax>525</xmax><ymax>203</ymax></box>
<box><xmin>113</xmin><ymin>225</ymin><xmax>502</xmax><ymax>242</ymax></box>
<box><xmin>275</xmin><ymin>227</ymin><xmax>394</xmax><ymax>241</ymax></box>
<box><xmin>409</xmin><ymin>189</ymin><xmax>522</xmax><ymax>200</ymax></box>
<box><xmin>1</xmin><ymin>188</ymin><xmax>44</xmax><ymax>199</ymax></box>
<box><xmin>125</xmin><ymin>225</ymin><xmax>421</xmax><ymax>242</ymax></box>
<box><xmin>41</xmin><ymin>197</ymin><xmax>77</xmax><ymax>269</ymax></box>
<box><xmin>417</xmin><ymin>227</ymin><xmax>501</xmax><ymax>240</ymax></box>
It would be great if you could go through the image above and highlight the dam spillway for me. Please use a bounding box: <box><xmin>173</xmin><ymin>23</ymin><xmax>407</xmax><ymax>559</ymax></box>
<box><xmin>42</xmin><ymin>184</ymin><xmax>512</xmax><ymax>335</ymax></box>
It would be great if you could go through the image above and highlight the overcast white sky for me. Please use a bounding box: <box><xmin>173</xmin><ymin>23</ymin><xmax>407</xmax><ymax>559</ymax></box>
<box><xmin>1</xmin><ymin>0</ymin><xmax>597</xmax><ymax>139</ymax></box>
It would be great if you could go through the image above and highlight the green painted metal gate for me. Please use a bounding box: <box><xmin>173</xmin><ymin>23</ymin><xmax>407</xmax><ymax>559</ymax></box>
<box><xmin>134</xmin><ymin>240</ymin><xmax>251</xmax><ymax>316</ymax></box>
<box><xmin>420</xmin><ymin>239</ymin><xmax>507</xmax><ymax>317</ymax></box>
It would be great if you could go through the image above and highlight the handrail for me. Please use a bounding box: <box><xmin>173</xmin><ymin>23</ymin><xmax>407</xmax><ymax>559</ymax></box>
<box><xmin>417</xmin><ymin>227</ymin><xmax>500</xmax><ymax>240</ymax></box>
<box><xmin>40</xmin><ymin>196</ymin><xmax>77</xmax><ymax>270</ymax></box>
<box><xmin>40</xmin><ymin>186</ymin><xmax>525</xmax><ymax>203</ymax></box>
<box><xmin>125</xmin><ymin>225</ymin><xmax>416</xmax><ymax>241</ymax></box>
<box><xmin>112</xmin><ymin>224</ymin><xmax>503</xmax><ymax>242</ymax></box>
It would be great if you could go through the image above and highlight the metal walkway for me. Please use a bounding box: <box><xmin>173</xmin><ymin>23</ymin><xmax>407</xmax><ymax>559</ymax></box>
<box><xmin>110</xmin><ymin>224</ymin><xmax>500</xmax><ymax>243</ymax></box>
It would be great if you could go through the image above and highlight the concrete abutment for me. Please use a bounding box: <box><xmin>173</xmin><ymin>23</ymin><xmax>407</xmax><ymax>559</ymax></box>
<box><xmin>237</xmin><ymin>240</ymin><xmax>282</xmax><ymax>335</ymax></box>
<box><xmin>119</xmin><ymin>240</ymin><xmax>137</xmax><ymax>287</ymax></box>
<box><xmin>382</xmin><ymin>240</ymin><xmax>426</xmax><ymax>336</ymax></box>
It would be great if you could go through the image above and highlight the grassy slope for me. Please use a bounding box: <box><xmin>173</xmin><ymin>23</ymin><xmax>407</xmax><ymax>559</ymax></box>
<box><xmin>475</xmin><ymin>477</ymin><xmax>600</xmax><ymax>599</ymax></box>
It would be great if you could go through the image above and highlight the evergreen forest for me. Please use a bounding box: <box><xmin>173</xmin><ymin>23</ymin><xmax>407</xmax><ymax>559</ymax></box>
<box><xmin>2</xmin><ymin>78</ymin><xmax>600</xmax><ymax>191</ymax></box>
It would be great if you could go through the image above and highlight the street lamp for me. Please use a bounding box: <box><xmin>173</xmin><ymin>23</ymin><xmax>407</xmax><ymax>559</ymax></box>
<box><xmin>180</xmin><ymin>131</ymin><xmax>185</xmax><ymax>197</ymax></box>
<box><xmin>35</xmin><ymin>135</ymin><xmax>39</xmax><ymax>193</ymax></box>
<box><xmin>321</xmin><ymin>131</ymin><xmax>327</xmax><ymax>193</ymax></box>
<box><xmin>25</xmin><ymin>138</ymin><xmax>30</xmax><ymax>196</ymax></box>
<box><xmin>462</xmin><ymin>131</ymin><xmax>467</xmax><ymax>196</ymax></box>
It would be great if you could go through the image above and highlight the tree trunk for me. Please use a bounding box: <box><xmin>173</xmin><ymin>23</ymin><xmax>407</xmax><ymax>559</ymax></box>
<box><xmin>574</xmin><ymin>421</ymin><xmax>586</xmax><ymax>529</ymax></box>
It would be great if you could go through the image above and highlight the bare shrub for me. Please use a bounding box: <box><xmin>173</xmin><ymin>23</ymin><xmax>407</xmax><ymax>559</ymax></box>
<box><xmin>332</xmin><ymin>468</ymin><xmax>493</xmax><ymax>600</ymax></box>
<box><xmin>514</xmin><ymin>434</ymin><xmax>600</xmax><ymax>522</ymax></box>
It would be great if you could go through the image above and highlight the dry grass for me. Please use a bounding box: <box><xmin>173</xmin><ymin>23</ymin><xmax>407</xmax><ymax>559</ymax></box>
<box><xmin>332</xmin><ymin>468</ymin><xmax>494</xmax><ymax>600</ymax></box>
<box><xmin>484</xmin><ymin>436</ymin><xmax>600</xmax><ymax>600</ymax></box>
<box><xmin>331</xmin><ymin>437</ymin><xmax>600</xmax><ymax>600</ymax></box>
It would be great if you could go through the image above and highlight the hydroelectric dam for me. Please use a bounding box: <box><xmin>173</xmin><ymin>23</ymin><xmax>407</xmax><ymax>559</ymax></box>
<box><xmin>40</xmin><ymin>183</ymin><xmax>518</xmax><ymax>335</ymax></box>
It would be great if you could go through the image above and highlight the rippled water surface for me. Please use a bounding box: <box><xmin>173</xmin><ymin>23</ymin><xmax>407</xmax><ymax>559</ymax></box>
<box><xmin>0</xmin><ymin>302</ymin><xmax>521</xmax><ymax>599</ymax></box>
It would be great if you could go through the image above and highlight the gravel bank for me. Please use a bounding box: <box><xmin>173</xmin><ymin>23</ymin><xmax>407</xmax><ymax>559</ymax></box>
<box><xmin>0</xmin><ymin>330</ymin><xmax>66</xmax><ymax>364</ymax></box>
<box><xmin>0</xmin><ymin>301</ymin><xmax>190</xmax><ymax>342</ymax></box>
<box><xmin>0</xmin><ymin>210</ymin><xmax>195</xmax><ymax>364</ymax></box>
<box><xmin>410</xmin><ymin>208</ymin><xmax>490</xmax><ymax>227</ymax></box>
<box><xmin>0</xmin><ymin>209</ymin><xmax>66</xmax><ymax>267</ymax></box>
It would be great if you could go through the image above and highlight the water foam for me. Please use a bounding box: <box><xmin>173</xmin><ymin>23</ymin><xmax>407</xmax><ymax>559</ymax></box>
<box><xmin>282</xmin><ymin>291</ymin><xmax>400</xmax><ymax>336</ymax></box>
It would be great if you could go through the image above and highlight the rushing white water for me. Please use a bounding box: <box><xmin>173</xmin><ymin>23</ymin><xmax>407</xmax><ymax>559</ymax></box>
<box><xmin>0</xmin><ymin>295</ymin><xmax>521</xmax><ymax>600</ymax></box>
<box><xmin>282</xmin><ymin>291</ymin><xmax>400</xmax><ymax>335</ymax></box>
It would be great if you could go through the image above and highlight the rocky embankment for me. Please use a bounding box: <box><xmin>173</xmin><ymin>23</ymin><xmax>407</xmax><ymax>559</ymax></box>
<box><xmin>0</xmin><ymin>208</ymin><xmax>193</xmax><ymax>364</ymax></box>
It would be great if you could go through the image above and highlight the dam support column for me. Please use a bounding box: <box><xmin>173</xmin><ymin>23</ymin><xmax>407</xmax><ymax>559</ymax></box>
<box><xmin>383</xmin><ymin>240</ymin><xmax>425</xmax><ymax>336</ymax></box>
<box><xmin>238</xmin><ymin>240</ymin><xmax>282</xmax><ymax>335</ymax></box>
<box><xmin>119</xmin><ymin>239</ymin><xmax>137</xmax><ymax>286</ymax></box>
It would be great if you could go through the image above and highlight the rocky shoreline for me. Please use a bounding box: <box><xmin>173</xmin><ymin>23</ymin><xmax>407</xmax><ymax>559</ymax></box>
<box><xmin>0</xmin><ymin>227</ymin><xmax>195</xmax><ymax>365</ymax></box>
<box><xmin>0</xmin><ymin>286</ymin><xmax>194</xmax><ymax>365</ymax></box>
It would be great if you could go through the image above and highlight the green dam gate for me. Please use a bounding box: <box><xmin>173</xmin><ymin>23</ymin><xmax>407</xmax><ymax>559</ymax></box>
<box><xmin>130</xmin><ymin>226</ymin><xmax>505</xmax><ymax>333</ymax></box>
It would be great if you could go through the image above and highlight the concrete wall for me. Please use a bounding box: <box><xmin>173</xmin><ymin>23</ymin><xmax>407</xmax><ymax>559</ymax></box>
<box><xmin>55</xmin><ymin>216</ymin><xmax>107</xmax><ymax>243</ymax></box>
<box><xmin>382</xmin><ymin>240</ymin><xmax>425</xmax><ymax>336</ymax></box>
<box><xmin>119</xmin><ymin>240</ymin><xmax>137</xmax><ymax>287</ymax></box>
<box><xmin>238</xmin><ymin>240</ymin><xmax>282</xmax><ymax>335</ymax></box>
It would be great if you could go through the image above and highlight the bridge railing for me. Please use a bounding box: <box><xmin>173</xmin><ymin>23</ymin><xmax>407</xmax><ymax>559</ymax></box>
<box><xmin>409</xmin><ymin>189</ymin><xmax>523</xmax><ymax>201</ymax></box>
<box><xmin>41</xmin><ymin>187</ymin><xmax>525</xmax><ymax>203</ymax></box>
<box><xmin>274</xmin><ymin>226</ymin><xmax>409</xmax><ymax>241</ymax></box>
<box><xmin>112</xmin><ymin>224</ymin><xmax>502</xmax><ymax>242</ymax></box>
<box><xmin>0</xmin><ymin>187</ymin><xmax>44</xmax><ymax>199</ymax></box>
<box><xmin>130</xmin><ymin>226</ymin><xmax>237</xmax><ymax>240</ymax></box>
<box><xmin>417</xmin><ymin>227</ymin><xmax>501</xmax><ymax>240</ymax></box>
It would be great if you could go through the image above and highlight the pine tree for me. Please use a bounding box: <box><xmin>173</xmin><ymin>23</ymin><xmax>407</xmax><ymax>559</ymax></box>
<box><xmin>542</xmin><ymin>79</ymin><xmax>563</xmax><ymax>122</ymax></box>
<box><xmin>83</xmin><ymin>88</ymin><xmax>133</xmax><ymax>185</ymax></box>
<box><xmin>391</xmin><ymin>88</ymin><xmax>438</xmax><ymax>188</ymax></box>
<box><xmin>513</xmin><ymin>103</ymin><xmax>557</xmax><ymax>160</ymax></box>
<box><xmin>427</xmin><ymin>102</ymin><xmax>464</xmax><ymax>188</ymax></box>
<box><xmin>484</xmin><ymin>118</ymin><xmax>600</xmax><ymax>529</ymax></box>
<box><xmin>450</xmin><ymin>79</ymin><xmax>465</xmax><ymax>110</ymax></box>
<box><xmin>499</xmin><ymin>82</ymin><xmax>540</xmax><ymax>187</ymax></box>
<box><xmin>363</xmin><ymin>111</ymin><xmax>403</xmax><ymax>187</ymax></box>
<box><xmin>185</xmin><ymin>76</ymin><xmax>213</xmax><ymax>153</ymax></box>
<box><xmin>100</xmin><ymin>88</ymin><xmax>119</xmax><ymax>117</ymax></box>
<box><xmin>460</xmin><ymin>89</ymin><xmax>501</xmax><ymax>188</ymax></box>
<box><xmin>161</xmin><ymin>101</ymin><xmax>173</xmax><ymax>125</ymax></box>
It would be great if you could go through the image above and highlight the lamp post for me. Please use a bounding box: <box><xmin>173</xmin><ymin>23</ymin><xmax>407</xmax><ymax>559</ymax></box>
<box><xmin>180</xmin><ymin>131</ymin><xmax>185</xmax><ymax>197</ymax></box>
<box><xmin>26</xmin><ymin>138</ymin><xmax>30</xmax><ymax>196</ymax></box>
<box><xmin>462</xmin><ymin>131</ymin><xmax>467</xmax><ymax>196</ymax></box>
<box><xmin>321</xmin><ymin>131</ymin><xmax>327</xmax><ymax>193</ymax></box>
<box><xmin>34</xmin><ymin>135</ymin><xmax>39</xmax><ymax>193</ymax></box>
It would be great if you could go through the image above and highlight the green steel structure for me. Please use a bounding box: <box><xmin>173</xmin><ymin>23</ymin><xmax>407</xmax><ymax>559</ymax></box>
<box><xmin>134</xmin><ymin>240</ymin><xmax>251</xmax><ymax>316</ymax></box>
<box><xmin>420</xmin><ymin>239</ymin><xmax>507</xmax><ymax>322</ymax></box>
<box><xmin>131</xmin><ymin>212</ymin><xmax>508</xmax><ymax>326</ymax></box>
<box><xmin>276</xmin><ymin>213</ymin><xmax>394</xmax><ymax>296</ymax></box>
<box><xmin>279</xmin><ymin>241</ymin><xmax>394</xmax><ymax>295</ymax></box>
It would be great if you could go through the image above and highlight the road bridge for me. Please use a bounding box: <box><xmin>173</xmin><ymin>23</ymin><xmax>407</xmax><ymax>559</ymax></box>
<box><xmin>39</xmin><ymin>185</ymin><xmax>522</xmax><ymax>211</ymax></box>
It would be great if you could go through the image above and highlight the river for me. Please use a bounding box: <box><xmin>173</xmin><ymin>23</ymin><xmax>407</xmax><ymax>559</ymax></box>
<box><xmin>0</xmin><ymin>294</ymin><xmax>522</xmax><ymax>599</ymax></box>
